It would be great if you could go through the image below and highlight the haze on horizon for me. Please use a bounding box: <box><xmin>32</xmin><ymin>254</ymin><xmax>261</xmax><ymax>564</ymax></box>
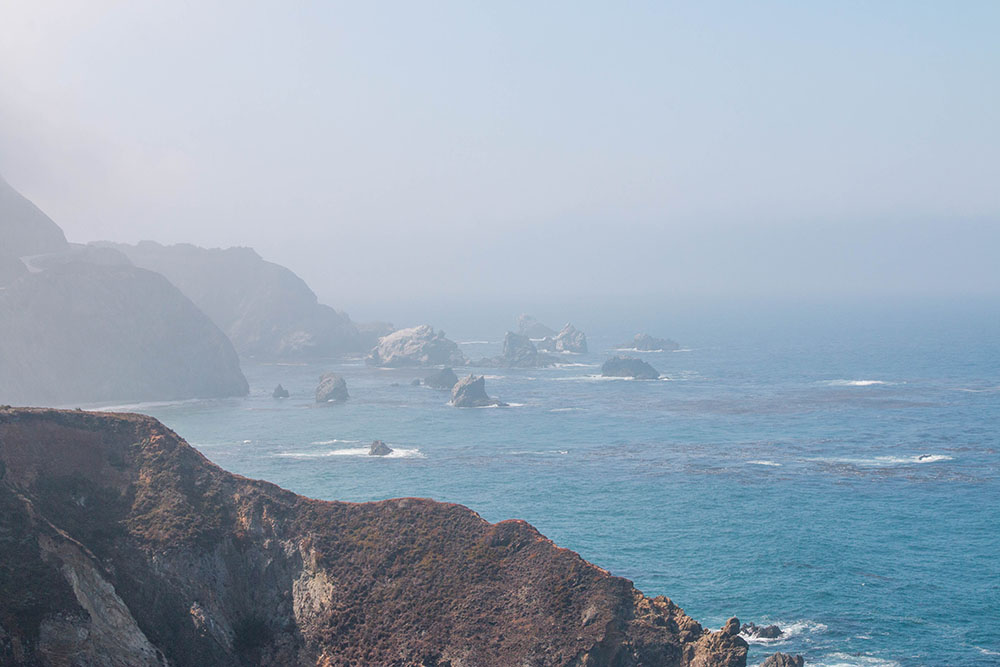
<box><xmin>1</xmin><ymin>1</ymin><xmax>998</xmax><ymax>315</ymax></box>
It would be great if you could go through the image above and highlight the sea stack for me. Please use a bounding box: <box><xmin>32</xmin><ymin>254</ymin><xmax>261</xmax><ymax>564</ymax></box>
<box><xmin>537</xmin><ymin>323</ymin><xmax>588</xmax><ymax>354</ymax></box>
<box><xmin>272</xmin><ymin>384</ymin><xmax>290</xmax><ymax>399</ymax></box>
<box><xmin>451</xmin><ymin>375</ymin><xmax>508</xmax><ymax>407</ymax></box>
<box><xmin>315</xmin><ymin>372</ymin><xmax>348</xmax><ymax>403</ymax></box>
<box><xmin>368</xmin><ymin>440</ymin><xmax>393</xmax><ymax>456</ymax></box>
<box><xmin>623</xmin><ymin>333</ymin><xmax>680</xmax><ymax>352</ymax></box>
<box><xmin>601</xmin><ymin>355</ymin><xmax>661</xmax><ymax>380</ymax></box>
<box><xmin>365</xmin><ymin>325</ymin><xmax>467</xmax><ymax>367</ymax></box>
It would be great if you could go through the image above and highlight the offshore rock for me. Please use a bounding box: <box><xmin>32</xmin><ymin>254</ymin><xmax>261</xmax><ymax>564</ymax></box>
<box><xmin>272</xmin><ymin>384</ymin><xmax>290</xmax><ymax>399</ymax></box>
<box><xmin>423</xmin><ymin>367</ymin><xmax>459</xmax><ymax>390</ymax></box>
<box><xmin>741</xmin><ymin>622</ymin><xmax>783</xmax><ymax>639</ymax></box>
<box><xmin>516</xmin><ymin>313</ymin><xmax>556</xmax><ymax>339</ymax></box>
<box><xmin>365</xmin><ymin>325</ymin><xmax>467</xmax><ymax>368</ymax></box>
<box><xmin>601</xmin><ymin>355</ymin><xmax>662</xmax><ymax>380</ymax></box>
<box><xmin>760</xmin><ymin>653</ymin><xmax>805</xmax><ymax>667</ymax></box>
<box><xmin>368</xmin><ymin>440</ymin><xmax>393</xmax><ymax>456</ymax></box>
<box><xmin>451</xmin><ymin>375</ymin><xmax>508</xmax><ymax>408</ymax></box>
<box><xmin>0</xmin><ymin>408</ymin><xmax>748</xmax><ymax>666</ymax></box>
<box><xmin>622</xmin><ymin>333</ymin><xmax>681</xmax><ymax>352</ymax></box>
<box><xmin>315</xmin><ymin>373</ymin><xmax>348</xmax><ymax>403</ymax></box>
<box><xmin>537</xmin><ymin>323</ymin><xmax>588</xmax><ymax>354</ymax></box>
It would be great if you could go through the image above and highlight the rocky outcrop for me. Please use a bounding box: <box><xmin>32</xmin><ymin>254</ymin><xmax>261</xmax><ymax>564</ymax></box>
<box><xmin>740</xmin><ymin>622</ymin><xmax>783</xmax><ymax>639</ymax></box>
<box><xmin>451</xmin><ymin>375</ymin><xmax>508</xmax><ymax>408</ymax></box>
<box><xmin>315</xmin><ymin>373</ymin><xmax>348</xmax><ymax>403</ymax></box>
<box><xmin>517</xmin><ymin>314</ymin><xmax>556</xmax><ymax>339</ymax></box>
<box><xmin>760</xmin><ymin>653</ymin><xmax>804</xmax><ymax>667</ymax></box>
<box><xmin>537</xmin><ymin>324</ymin><xmax>588</xmax><ymax>354</ymax></box>
<box><xmin>601</xmin><ymin>355</ymin><xmax>662</xmax><ymax>380</ymax></box>
<box><xmin>100</xmin><ymin>241</ymin><xmax>371</xmax><ymax>359</ymax></box>
<box><xmin>0</xmin><ymin>174</ymin><xmax>69</xmax><ymax>257</ymax></box>
<box><xmin>622</xmin><ymin>333</ymin><xmax>680</xmax><ymax>352</ymax></box>
<box><xmin>423</xmin><ymin>367</ymin><xmax>459</xmax><ymax>390</ymax></box>
<box><xmin>366</xmin><ymin>325</ymin><xmax>466</xmax><ymax>368</ymax></box>
<box><xmin>0</xmin><ymin>408</ymin><xmax>748</xmax><ymax>666</ymax></box>
<box><xmin>272</xmin><ymin>384</ymin><xmax>290</xmax><ymax>399</ymax></box>
<box><xmin>0</xmin><ymin>262</ymin><xmax>249</xmax><ymax>406</ymax></box>
<box><xmin>368</xmin><ymin>440</ymin><xmax>393</xmax><ymax>456</ymax></box>
<box><xmin>482</xmin><ymin>332</ymin><xmax>561</xmax><ymax>368</ymax></box>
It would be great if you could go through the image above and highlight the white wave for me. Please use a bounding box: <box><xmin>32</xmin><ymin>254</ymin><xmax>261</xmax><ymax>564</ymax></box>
<box><xmin>740</xmin><ymin>619</ymin><xmax>827</xmax><ymax>644</ymax></box>
<box><xmin>976</xmin><ymin>646</ymin><xmax>1000</xmax><ymax>656</ymax></box>
<box><xmin>673</xmin><ymin>348</ymin><xmax>693</xmax><ymax>352</ymax></box>
<box><xmin>554</xmin><ymin>374</ymin><xmax>664</xmax><ymax>382</ymax></box>
<box><xmin>242</xmin><ymin>440</ymin><xmax>252</xmax><ymax>445</ymax></box>
<box><xmin>812</xmin><ymin>653</ymin><xmax>899</xmax><ymax>667</ymax></box>
<box><xmin>613</xmin><ymin>347</ymin><xmax>667</xmax><ymax>353</ymax></box>
<box><xmin>510</xmin><ymin>449</ymin><xmax>569</xmax><ymax>456</ymax></box>
<box><xmin>747</xmin><ymin>460</ymin><xmax>781</xmax><ymax>467</ymax></box>
<box><xmin>554</xmin><ymin>362</ymin><xmax>600</xmax><ymax>368</ymax></box>
<box><xmin>549</xmin><ymin>407</ymin><xmax>584</xmax><ymax>412</ymax></box>
<box><xmin>277</xmin><ymin>446</ymin><xmax>425</xmax><ymax>459</ymax></box>
<box><xmin>955</xmin><ymin>386</ymin><xmax>1000</xmax><ymax>393</ymax></box>
<box><xmin>810</xmin><ymin>454</ymin><xmax>953</xmax><ymax>467</ymax></box>
<box><xmin>310</xmin><ymin>439</ymin><xmax>363</xmax><ymax>445</ymax></box>
<box><xmin>470</xmin><ymin>402</ymin><xmax>525</xmax><ymax>409</ymax></box>
<box><xmin>482</xmin><ymin>375</ymin><xmax>505</xmax><ymax>380</ymax></box>
<box><xmin>86</xmin><ymin>398</ymin><xmax>206</xmax><ymax>412</ymax></box>
<box><xmin>459</xmin><ymin>340</ymin><xmax>492</xmax><ymax>345</ymax></box>
<box><xmin>825</xmin><ymin>379</ymin><xmax>893</xmax><ymax>387</ymax></box>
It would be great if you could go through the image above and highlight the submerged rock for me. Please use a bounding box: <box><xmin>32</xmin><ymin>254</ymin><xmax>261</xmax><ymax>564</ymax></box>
<box><xmin>741</xmin><ymin>622</ymin><xmax>784</xmax><ymax>639</ymax></box>
<box><xmin>424</xmin><ymin>367</ymin><xmax>459</xmax><ymax>390</ymax></box>
<box><xmin>272</xmin><ymin>384</ymin><xmax>290</xmax><ymax>399</ymax></box>
<box><xmin>315</xmin><ymin>372</ymin><xmax>348</xmax><ymax>403</ymax></box>
<box><xmin>451</xmin><ymin>375</ymin><xmax>508</xmax><ymax>408</ymax></box>
<box><xmin>368</xmin><ymin>440</ymin><xmax>393</xmax><ymax>456</ymax></box>
<box><xmin>760</xmin><ymin>653</ymin><xmax>804</xmax><ymax>667</ymax></box>
<box><xmin>516</xmin><ymin>313</ymin><xmax>556</xmax><ymax>339</ymax></box>
<box><xmin>537</xmin><ymin>323</ymin><xmax>588</xmax><ymax>354</ymax></box>
<box><xmin>0</xmin><ymin>408</ymin><xmax>748</xmax><ymax>666</ymax></box>
<box><xmin>366</xmin><ymin>325</ymin><xmax>467</xmax><ymax>367</ymax></box>
<box><xmin>601</xmin><ymin>355</ymin><xmax>661</xmax><ymax>380</ymax></box>
<box><xmin>623</xmin><ymin>332</ymin><xmax>680</xmax><ymax>352</ymax></box>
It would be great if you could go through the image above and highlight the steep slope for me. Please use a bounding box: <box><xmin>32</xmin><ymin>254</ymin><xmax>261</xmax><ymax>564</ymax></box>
<box><xmin>0</xmin><ymin>263</ymin><xmax>248</xmax><ymax>406</ymax></box>
<box><xmin>100</xmin><ymin>241</ymin><xmax>368</xmax><ymax>359</ymax></box>
<box><xmin>0</xmin><ymin>408</ymin><xmax>748</xmax><ymax>667</ymax></box>
<box><xmin>0</xmin><ymin>175</ymin><xmax>68</xmax><ymax>256</ymax></box>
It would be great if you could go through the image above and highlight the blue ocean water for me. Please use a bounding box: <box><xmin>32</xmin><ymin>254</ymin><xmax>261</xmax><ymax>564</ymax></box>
<box><xmin>96</xmin><ymin>299</ymin><xmax>1000</xmax><ymax>666</ymax></box>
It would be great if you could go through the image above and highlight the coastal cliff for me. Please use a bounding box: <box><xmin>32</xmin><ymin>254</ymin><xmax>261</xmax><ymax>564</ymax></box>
<box><xmin>0</xmin><ymin>408</ymin><xmax>747</xmax><ymax>666</ymax></box>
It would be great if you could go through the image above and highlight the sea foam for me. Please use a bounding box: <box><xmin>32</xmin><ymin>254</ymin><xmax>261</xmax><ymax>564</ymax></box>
<box><xmin>277</xmin><ymin>446</ymin><xmax>425</xmax><ymax>459</ymax></box>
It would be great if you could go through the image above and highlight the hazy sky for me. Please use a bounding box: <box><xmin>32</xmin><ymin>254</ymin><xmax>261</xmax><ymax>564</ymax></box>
<box><xmin>1</xmin><ymin>1</ymin><xmax>998</xmax><ymax>310</ymax></box>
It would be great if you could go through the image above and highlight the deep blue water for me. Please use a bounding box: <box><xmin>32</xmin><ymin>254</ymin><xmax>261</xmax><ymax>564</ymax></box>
<box><xmin>95</xmin><ymin>300</ymin><xmax>1000</xmax><ymax>666</ymax></box>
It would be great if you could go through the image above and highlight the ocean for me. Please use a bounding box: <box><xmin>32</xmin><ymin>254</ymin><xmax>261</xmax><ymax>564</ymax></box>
<box><xmin>92</xmin><ymin>297</ymin><xmax>1000</xmax><ymax>666</ymax></box>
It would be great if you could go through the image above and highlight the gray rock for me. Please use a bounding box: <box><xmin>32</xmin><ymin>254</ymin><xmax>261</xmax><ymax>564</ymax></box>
<box><xmin>424</xmin><ymin>367</ymin><xmax>459</xmax><ymax>390</ymax></box>
<box><xmin>272</xmin><ymin>384</ymin><xmax>290</xmax><ymax>399</ymax></box>
<box><xmin>366</xmin><ymin>325</ymin><xmax>467</xmax><ymax>368</ymax></box>
<box><xmin>368</xmin><ymin>440</ymin><xmax>393</xmax><ymax>456</ymax></box>
<box><xmin>411</xmin><ymin>378</ymin><xmax>421</xmax><ymax>386</ymax></box>
<box><xmin>0</xmin><ymin>173</ymin><xmax>69</xmax><ymax>257</ymax></box>
<box><xmin>537</xmin><ymin>323</ymin><xmax>588</xmax><ymax>354</ymax></box>
<box><xmin>451</xmin><ymin>375</ymin><xmax>508</xmax><ymax>408</ymax></box>
<box><xmin>622</xmin><ymin>333</ymin><xmax>680</xmax><ymax>352</ymax></box>
<box><xmin>741</xmin><ymin>622</ymin><xmax>783</xmax><ymax>639</ymax></box>
<box><xmin>601</xmin><ymin>356</ymin><xmax>661</xmax><ymax>380</ymax></box>
<box><xmin>760</xmin><ymin>653</ymin><xmax>805</xmax><ymax>667</ymax></box>
<box><xmin>480</xmin><ymin>333</ymin><xmax>561</xmax><ymax>368</ymax></box>
<box><xmin>315</xmin><ymin>373</ymin><xmax>348</xmax><ymax>403</ymax></box>
<box><xmin>517</xmin><ymin>314</ymin><xmax>556</xmax><ymax>339</ymax></box>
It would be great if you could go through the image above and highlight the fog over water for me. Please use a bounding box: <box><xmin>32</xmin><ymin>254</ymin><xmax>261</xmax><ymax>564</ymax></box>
<box><xmin>1</xmin><ymin>1</ymin><xmax>998</xmax><ymax>317</ymax></box>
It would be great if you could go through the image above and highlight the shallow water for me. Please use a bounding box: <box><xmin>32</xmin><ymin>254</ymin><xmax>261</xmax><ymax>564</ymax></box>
<box><xmin>94</xmin><ymin>301</ymin><xmax>1000</xmax><ymax>666</ymax></box>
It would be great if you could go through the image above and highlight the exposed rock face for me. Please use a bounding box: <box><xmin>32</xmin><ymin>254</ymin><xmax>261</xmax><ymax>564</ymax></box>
<box><xmin>623</xmin><ymin>333</ymin><xmax>681</xmax><ymax>352</ymax></box>
<box><xmin>517</xmin><ymin>314</ymin><xmax>557</xmax><ymax>339</ymax></box>
<box><xmin>315</xmin><ymin>373</ymin><xmax>348</xmax><ymax>403</ymax></box>
<box><xmin>740</xmin><ymin>622</ymin><xmax>783</xmax><ymax>639</ymax></box>
<box><xmin>451</xmin><ymin>375</ymin><xmax>508</xmax><ymax>408</ymax></box>
<box><xmin>0</xmin><ymin>262</ymin><xmax>249</xmax><ymax>406</ymax></box>
<box><xmin>100</xmin><ymin>241</ymin><xmax>369</xmax><ymax>359</ymax></box>
<box><xmin>0</xmin><ymin>408</ymin><xmax>748</xmax><ymax>666</ymax></box>
<box><xmin>537</xmin><ymin>324</ymin><xmax>588</xmax><ymax>354</ymax></box>
<box><xmin>368</xmin><ymin>440</ymin><xmax>393</xmax><ymax>456</ymax></box>
<box><xmin>760</xmin><ymin>653</ymin><xmax>804</xmax><ymax>667</ymax></box>
<box><xmin>366</xmin><ymin>325</ymin><xmax>466</xmax><ymax>368</ymax></box>
<box><xmin>0</xmin><ymin>174</ymin><xmax>69</xmax><ymax>257</ymax></box>
<box><xmin>272</xmin><ymin>384</ymin><xmax>290</xmax><ymax>399</ymax></box>
<box><xmin>423</xmin><ymin>367</ymin><xmax>459</xmax><ymax>390</ymax></box>
<box><xmin>601</xmin><ymin>355</ymin><xmax>662</xmax><ymax>380</ymax></box>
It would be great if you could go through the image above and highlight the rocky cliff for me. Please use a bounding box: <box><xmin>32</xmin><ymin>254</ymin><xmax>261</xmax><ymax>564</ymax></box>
<box><xmin>0</xmin><ymin>408</ymin><xmax>747</xmax><ymax>666</ymax></box>
<box><xmin>0</xmin><ymin>175</ymin><xmax>69</xmax><ymax>257</ymax></box>
<box><xmin>99</xmin><ymin>241</ymin><xmax>370</xmax><ymax>359</ymax></box>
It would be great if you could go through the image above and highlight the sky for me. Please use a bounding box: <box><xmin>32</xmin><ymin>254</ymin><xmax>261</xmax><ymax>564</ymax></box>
<box><xmin>1</xmin><ymin>1</ymin><xmax>998</xmax><ymax>313</ymax></box>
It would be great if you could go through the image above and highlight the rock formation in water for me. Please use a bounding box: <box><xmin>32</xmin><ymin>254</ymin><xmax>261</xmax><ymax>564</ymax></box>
<box><xmin>368</xmin><ymin>440</ymin><xmax>393</xmax><ymax>456</ymax></box>
<box><xmin>423</xmin><ymin>367</ymin><xmax>459</xmax><ymax>390</ymax></box>
<box><xmin>365</xmin><ymin>325</ymin><xmax>467</xmax><ymax>368</ymax></box>
<box><xmin>272</xmin><ymin>384</ymin><xmax>290</xmax><ymax>399</ymax></box>
<box><xmin>315</xmin><ymin>373</ymin><xmax>348</xmax><ymax>403</ymax></box>
<box><xmin>451</xmin><ymin>375</ymin><xmax>508</xmax><ymax>408</ymax></box>
<box><xmin>760</xmin><ymin>653</ymin><xmax>804</xmax><ymax>667</ymax></box>
<box><xmin>0</xmin><ymin>408</ymin><xmax>748</xmax><ymax>666</ymax></box>
<box><xmin>740</xmin><ymin>622</ymin><xmax>783</xmax><ymax>640</ymax></box>
<box><xmin>622</xmin><ymin>333</ymin><xmax>681</xmax><ymax>352</ymax></box>
<box><xmin>100</xmin><ymin>241</ymin><xmax>376</xmax><ymax>359</ymax></box>
<box><xmin>517</xmin><ymin>313</ymin><xmax>557</xmax><ymax>339</ymax></box>
<box><xmin>601</xmin><ymin>355</ymin><xmax>662</xmax><ymax>380</ymax></box>
<box><xmin>537</xmin><ymin>324</ymin><xmax>588</xmax><ymax>354</ymax></box>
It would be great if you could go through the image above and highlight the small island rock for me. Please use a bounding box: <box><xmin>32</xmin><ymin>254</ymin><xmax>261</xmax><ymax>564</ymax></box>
<box><xmin>424</xmin><ymin>367</ymin><xmax>459</xmax><ymax>390</ymax></box>
<box><xmin>760</xmin><ymin>653</ymin><xmax>805</xmax><ymax>667</ymax></box>
<box><xmin>741</xmin><ymin>622</ymin><xmax>784</xmax><ymax>639</ymax></box>
<box><xmin>537</xmin><ymin>323</ymin><xmax>588</xmax><ymax>354</ymax></box>
<box><xmin>366</xmin><ymin>325</ymin><xmax>467</xmax><ymax>367</ymax></box>
<box><xmin>451</xmin><ymin>375</ymin><xmax>508</xmax><ymax>408</ymax></box>
<box><xmin>517</xmin><ymin>314</ymin><xmax>556</xmax><ymax>339</ymax></box>
<box><xmin>601</xmin><ymin>356</ymin><xmax>661</xmax><ymax>380</ymax></box>
<box><xmin>315</xmin><ymin>372</ymin><xmax>348</xmax><ymax>403</ymax></box>
<box><xmin>368</xmin><ymin>440</ymin><xmax>393</xmax><ymax>456</ymax></box>
<box><xmin>623</xmin><ymin>333</ymin><xmax>680</xmax><ymax>352</ymax></box>
<box><xmin>272</xmin><ymin>384</ymin><xmax>290</xmax><ymax>399</ymax></box>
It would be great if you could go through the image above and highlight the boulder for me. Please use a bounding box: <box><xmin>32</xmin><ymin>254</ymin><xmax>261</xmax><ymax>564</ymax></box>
<box><xmin>411</xmin><ymin>378</ymin><xmax>422</xmax><ymax>386</ymax></box>
<box><xmin>537</xmin><ymin>324</ymin><xmax>588</xmax><ymax>354</ymax></box>
<box><xmin>601</xmin><ymin>356</ymin><xmax>661</xmax><ymax>380</ymax></box>
<box><xmin>272</xmin><ymin>384</ymin><xmax>290</xmax><ymax>399</ymax></box>
<box><xmin>451</xmin><ymin>375</ymin><xmax>508</xmax><ymax>408</ymax></box>
<box><xmin>366</xmin><ymin>325</ymin><xmax>467</xmax><ymax>367</ymax></box>
<box><xmin>760</xmin><ymin>653</ymin><xmax>804</xmax><ymax>667</ymax></box>
<box><xmin>741</xmin><ymin>622</ymin><xmax>783</xmax><ymax>639</ymax></box>
<box><xmin>517</xmin><ymin>314</ymin><xmax>556</xmax><ymax>339</ymax></box>
<box><xmin>424</xmin><ymin>367</ymin><xmax>459</xmax><ymax>390</ymax></box>
<box><xmin>623</xmin><ymin>333</ymin><xmax>680</xmax><ymax>352</ymax></box>
<box><xmin>368</xmin><ymin>440</ymin><xmax>393</xmax><ymax>456</ymax></box>
<box><xmin>315</xmin><ymin>373</ymin><xmax>348</xmax><ymax>403</ymax></box>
